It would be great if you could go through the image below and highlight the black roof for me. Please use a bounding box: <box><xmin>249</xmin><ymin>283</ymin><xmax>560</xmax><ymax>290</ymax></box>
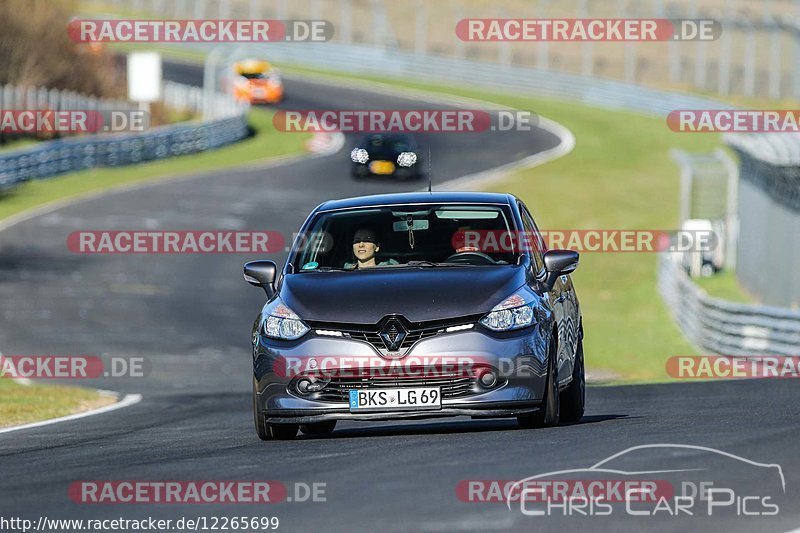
<box><xmin>316</xmin><ymin>192</ymin><xmax>517</xmax><ymax>212</ymax></box>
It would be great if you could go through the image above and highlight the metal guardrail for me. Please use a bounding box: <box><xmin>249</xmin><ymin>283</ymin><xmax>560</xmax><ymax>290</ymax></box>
<box><xmin>658</xmin><ymin>253</ymin><xmax>800</xmax><ymax>356</ymax></box>
<box><xmin>0</xmin><ymin>83</ymin><xmax>136</xmax><ymax>117</ymax></box>
<box><xmin>0</xmin><ymin>82</ymin><xmax>248</xmax><ymax>191</ymax></box>
<box><xmin>197</xmin><ymin>41</ymin><xmax>732</xmax><ymax>118</ymax></box>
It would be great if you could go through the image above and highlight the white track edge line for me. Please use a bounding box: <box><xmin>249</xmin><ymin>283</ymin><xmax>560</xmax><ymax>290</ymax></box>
<box><xmin>0</xmin><ymin>392</ymin><xmax>142</xmax><ymax>434</ymax></box>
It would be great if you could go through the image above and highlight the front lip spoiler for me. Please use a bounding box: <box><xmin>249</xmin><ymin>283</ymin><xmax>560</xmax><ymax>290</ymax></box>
<box><xmin>265</xmin><ymin>402</ymin><xmax>542</xmax><ymax>424</ymax></box>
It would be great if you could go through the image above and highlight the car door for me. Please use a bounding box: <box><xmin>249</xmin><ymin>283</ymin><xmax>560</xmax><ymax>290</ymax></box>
<box><xmin>518</xmin><ymin>202</ymin><xmax>578</xmax><ymax>386</ymax></box>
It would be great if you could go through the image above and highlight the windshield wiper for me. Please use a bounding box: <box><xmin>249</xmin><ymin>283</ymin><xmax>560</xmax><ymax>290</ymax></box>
<box><xmin>302</xmin><ymin>266</ymin><xmax>353</xmax><ymax>272</ymax></box>
<box><xmin>404</xmin><ymin>261</ymin><xmax>470</xmax><ymax>268</ymax></box>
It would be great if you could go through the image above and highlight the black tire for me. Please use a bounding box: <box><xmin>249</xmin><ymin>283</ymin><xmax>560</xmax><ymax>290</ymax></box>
<box><xmin>559</xmin><ymin>337</ymin><xmax>585</xmax><ymax>424</ymax></box>
<box><xmin>299</xmin><ymin>421</ymin><xmax>337</xmax><ymax>435</ymax></box>
<box><xmin>267</xmin><ymin>423</ymin><xmax>299</xmax><ymax>440</ymax></box>
<box><xmin>518</xmin><ymin>340</ymin><xmax>560</xmax><ymax>429</ymax></box>
<box><xmin>252</xmin><ymin>377</ymin><xmax>269</xmax><ymax>441</ymax></box>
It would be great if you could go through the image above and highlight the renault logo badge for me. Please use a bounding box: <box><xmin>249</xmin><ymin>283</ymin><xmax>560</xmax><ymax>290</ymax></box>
<box><xmin>379</xmin><ymin>319</ymin><xmax>408</xmax><ymax>352</ymax></box>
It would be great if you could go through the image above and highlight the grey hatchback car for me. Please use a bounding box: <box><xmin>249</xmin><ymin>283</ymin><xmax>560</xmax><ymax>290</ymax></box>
<box><xmin>244</xmin><ymin>192</ymin><xmax>584</xmax><ymax>440</ymax></box>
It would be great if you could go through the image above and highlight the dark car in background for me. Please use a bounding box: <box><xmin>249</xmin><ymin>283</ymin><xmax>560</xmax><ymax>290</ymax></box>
<box><xmin>350</xmin><ymin>132</ymin><xmax>423</xmax><ymax>180</ymax></box>
<box><xmin>243</xmin><ymin>192</ymin><xmax>584</xmax><ymax>440</ymax></box>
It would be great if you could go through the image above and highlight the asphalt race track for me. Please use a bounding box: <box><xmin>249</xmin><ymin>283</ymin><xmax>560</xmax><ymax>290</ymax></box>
<box><xmin>0</xmin><ymin>61</ymin><xmax>798</xmax><ymax>532</ymax></box>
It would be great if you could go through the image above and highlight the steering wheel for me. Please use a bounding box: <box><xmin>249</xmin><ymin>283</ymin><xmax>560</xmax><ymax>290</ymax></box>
<box><xmin>444</xmin><ymin>251</ymin><xmax>496</xmax><ymax>265</ymax></box>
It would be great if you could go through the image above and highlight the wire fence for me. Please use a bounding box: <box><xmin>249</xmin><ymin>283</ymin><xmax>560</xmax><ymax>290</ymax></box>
<box><xmin>721</xmin><ymin>137</ymin><xmax>800</xmax><ymax>308</ymax></box>
<box><xmin>99</xmin><ymin>0</ymin><xmax>800</xmax><ymax>101</ymax></box>
<box><xmin>658</xmin><ymin>252</ymin><xmax>800</xmax><ymax>355</ymax></box>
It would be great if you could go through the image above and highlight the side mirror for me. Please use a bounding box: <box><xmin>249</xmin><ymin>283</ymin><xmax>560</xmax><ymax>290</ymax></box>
<box><xmin>542</xmin><ymin>250</ymin><xmax>579</xmax><ymax>290</ymax></box>
<box><xmin>243</xmin><ymin>260</ymin><xmax>277</xmax><ymax>298</ymax></box>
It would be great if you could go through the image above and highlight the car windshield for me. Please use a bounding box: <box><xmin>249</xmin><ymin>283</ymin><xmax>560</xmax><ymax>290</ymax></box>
<box><xmin>292</xmin><ymin>203</ymin><xmax>520</xmax><ymax>271</ymax></box>
<box><xmin>367</xmin><ymin>135</ymin><xmax>412</xmax><ymax>152</ymax></box>
<box><xmin>241</xmin><ymin>72</ymin><xmax>266</xmax><ymax>80</ymax></box>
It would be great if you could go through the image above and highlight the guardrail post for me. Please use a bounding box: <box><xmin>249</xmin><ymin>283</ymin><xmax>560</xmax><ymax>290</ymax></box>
<box><xmin>717</xmin><ymin>0</ymin><xmax>733</xmax><ymax>96</ymax></box>
<box><xmin>768</xmin><ymin>22</ymin><xmax>782</xmax><ymax>99</ymax></box>
<box><xmin>795</xmin><ymin>0</ymin><xmax>800</xmax><ymax>99</ymax></box>
<box><xmin>249</xmin><ymin>0</ymin><xmax>261</xmax><ymax>20</ymax></box>
<box><xmin>415</xmin><ymin>0</ymin><xmax>427</xmax><ymax>56</ymax></box>
<box><xmin>743</xmin><ymin>21</ymin><xmax>756</xmax><ymax>97</ymax></box>
<box><xmin>670</xmin><ymin>149</ymin><xmax>693</xmax><ymax>226</ymax></box>
<box><xmin>579</xmin><ymin>0</ymin><xmax>593</xmax><ymax>76</ymax></box>
<box><xmin>203</xmin><ymin>46</ymin><xmax>223</xmax><ymax>121</ymax></box>
<box><xmin>339</xmin><ymin>0</ymin><xmax>352</xmax><ymax>44</ymax></box>
<box><xmin>193</xmin><ymin>0</ymin><xmax>207</xmax><ymax>19</ymax></box>
<box><xmin>716</xmin><ymin>148</ymin><xmax>739</xmax><ymax>271</ymax></box>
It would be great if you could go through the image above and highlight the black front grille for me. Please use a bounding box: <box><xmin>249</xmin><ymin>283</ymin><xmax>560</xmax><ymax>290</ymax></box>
<box><xmin>345</xmin><ymin>327</ymin><xmax>441</xmax><ymax>352</ymax></box>
<box><xmin>315</xmin><ymin>374</ymin><xmax>477</xmax><ymax>402</ymax></box>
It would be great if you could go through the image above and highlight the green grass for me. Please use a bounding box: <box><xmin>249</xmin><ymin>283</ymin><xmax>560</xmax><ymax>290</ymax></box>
<box><xmin>694</xmin><ymin>270</ymin><xmax>754</xmax><ymax>304</ymax></box>
<box><xmin>0</xmin><ymin>108</ymin><xmax>310</xmax><ymax>222</ymax></box>
<box><xmin>0</xmin><ymin>138</ymin><xmax>37</xmax><ymax>153</ymax></box>
<box><xmin>0</xmin><ymin>379</ymin><xmax>115</xmax><ymax>428</ymax></box>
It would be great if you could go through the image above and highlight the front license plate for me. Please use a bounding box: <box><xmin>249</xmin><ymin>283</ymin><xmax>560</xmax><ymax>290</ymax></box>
<box><xmin>349</xmin><ymin>387</ymin><xmax>441</xmax><ymax>412</ymax></box>
<box><xmin>369</xmin><ymin>160</ymin><xmax>396</xmax><ymax>175</ymax></box>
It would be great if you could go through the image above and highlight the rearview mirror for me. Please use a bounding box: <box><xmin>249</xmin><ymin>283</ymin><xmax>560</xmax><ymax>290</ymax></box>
<box><xmin>544</xmin><ymin>250</ymin><xmax>579</xmax><ymax>275</ymax></box>
<box><xmin>392</xmin><ymin>219</ymin><xmax>429</xmax><ymax>232</ymax></box>
<box><xmin>243</xmin><ymin>260</ymin><xmax>277</xmax><ymax>297</ymax></box>
<box><xmin>542</xmin><ymin>250</ymin><xmax>579</xmax><ymax>290</ymax></box>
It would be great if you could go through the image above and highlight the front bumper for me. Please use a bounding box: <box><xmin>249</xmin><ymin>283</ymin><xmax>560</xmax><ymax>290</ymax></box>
<box><xmin>254</xmin><ymin>326</ymin><xmax>550</xmax><ymax>423</ymax></box>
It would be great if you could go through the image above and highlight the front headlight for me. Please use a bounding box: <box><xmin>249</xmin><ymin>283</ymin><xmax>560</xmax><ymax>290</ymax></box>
<box><xmin>479</xmin><ymin>292</ymin><xmax>535</xmax><ymax>332</ymax></box>
<box><xmin>351</xmin><ymin>148</ymin><xmax>369</xmax><ymax>164</ymax></box>
<box><xmin>262</xmin><ymin>298</ymin><xmax>310</xmax><ymax>340</ymax></box>
<box><xmin>397</xmin><ymin>152</ymin><xmax>417</xmax><ymax>167</ymax></box>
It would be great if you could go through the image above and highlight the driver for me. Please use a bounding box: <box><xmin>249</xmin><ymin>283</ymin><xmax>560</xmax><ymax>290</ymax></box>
<box><xmin>452</xmin><ymin>225</ymin><xmax>481</xmax><ymax>253</ymax></box>
<box><xmin>344</xmin><ymin>227</ymin><xmax>398</xmax><ymax>269</ymax></box>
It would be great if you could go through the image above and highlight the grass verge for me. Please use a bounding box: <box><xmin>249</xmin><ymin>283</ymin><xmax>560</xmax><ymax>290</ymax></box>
<box><xmin>0</xmin><ymin>379</ymin><xmax>116</xmax><ymax>429</ymax></box>
<box><xmin>694</xmin><ymin>270</ymin><xmax>755</xmax><ymax>304</ymax></box>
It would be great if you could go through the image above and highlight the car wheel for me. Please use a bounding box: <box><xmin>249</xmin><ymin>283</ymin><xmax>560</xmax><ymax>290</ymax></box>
<box><xmin>252</xmin><ymin>377</ymin><xmax>269</xmax><ymax>441</ymax></box>
<box><xmin>518</xmin><ymin>340</ymin><xmax>560</xmax><ymax>429</ymax></box>
<box><xmin>267</xmin><ymin>423</ymin><xmax>299</xmax><ymax>440</ymax></box>
<box><xmin>559</xmin><ymin>337</ymin><xmax>585</xmax><ymax>424</ymax></box>
<box><xmin>300</xmin><ymin>421</ymin><xmax>337</xmax><ymax>435</ymax></box>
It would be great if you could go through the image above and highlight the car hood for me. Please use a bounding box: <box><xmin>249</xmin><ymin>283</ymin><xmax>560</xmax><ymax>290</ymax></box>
<box><xmin>278</xmin><ymin>265</ymin><xmax>527</xmax><ymax>323</ymax></box>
